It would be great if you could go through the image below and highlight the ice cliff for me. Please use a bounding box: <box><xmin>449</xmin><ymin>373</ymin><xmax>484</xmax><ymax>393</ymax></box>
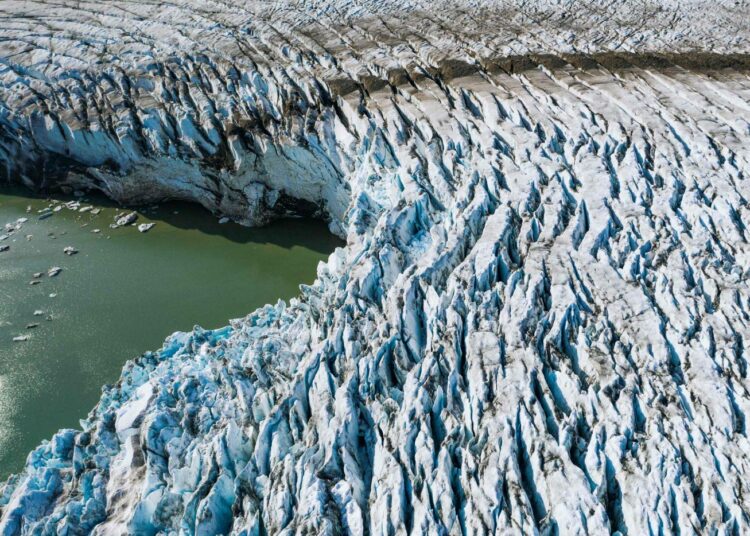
<box><xmin>2</xmin><ymin>0</ymin><xmax>750</xmax><ymax>534</ymax></box>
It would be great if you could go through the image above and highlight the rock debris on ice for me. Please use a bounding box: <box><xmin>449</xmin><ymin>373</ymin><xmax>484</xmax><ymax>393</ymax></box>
<box><xmin>1</xmin><ymin>1</ymin><xmax>750</xmax><ymax>534</ymax></box>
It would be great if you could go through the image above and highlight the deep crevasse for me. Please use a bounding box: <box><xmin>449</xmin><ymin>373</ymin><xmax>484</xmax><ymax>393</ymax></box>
<box><xmin>1</xmin><ymin>1</ymin><xmax>750</xmax><ymax>534</ymax></box>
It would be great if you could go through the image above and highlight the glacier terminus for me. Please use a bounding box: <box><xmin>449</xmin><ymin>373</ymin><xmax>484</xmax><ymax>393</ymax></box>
<box><xmin>1</xmin><ymin>0</ymin><xmax>750</xmax><ymax>534</ymax></box>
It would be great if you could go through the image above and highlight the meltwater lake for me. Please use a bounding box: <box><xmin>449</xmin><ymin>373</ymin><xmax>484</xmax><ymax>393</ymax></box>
<box><xmin>0</xmin><ymin>187</ymin><xmax>342</xmax><ymax>479</ymax></box>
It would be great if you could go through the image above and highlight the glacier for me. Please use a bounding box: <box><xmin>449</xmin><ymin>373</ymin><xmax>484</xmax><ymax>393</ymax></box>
<box><xmin>1</xmin><ymin>0</ymin><xmax>750</xmax><ymax>534</ymax></box>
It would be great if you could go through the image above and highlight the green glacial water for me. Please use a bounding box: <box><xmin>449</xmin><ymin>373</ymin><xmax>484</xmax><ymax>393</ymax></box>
<box><xmin>0</xmin><ymin>187</ymin><xmax>342</xmax><ymax>479</ymax></box>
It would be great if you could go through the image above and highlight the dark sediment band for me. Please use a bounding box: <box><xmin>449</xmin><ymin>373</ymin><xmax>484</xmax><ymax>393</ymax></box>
<box><xmin>326</xmin><ymin>53</ymin><xmax>750</xmax><ymax>98</ymax></box>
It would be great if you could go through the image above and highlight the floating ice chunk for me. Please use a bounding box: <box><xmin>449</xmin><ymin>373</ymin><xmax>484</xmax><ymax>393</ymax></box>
<box><xmin>63</xmin><ymin>246</ymin><xmax>78</xmax><ymax>255</ymax></box>
<box><xmin>116</xmin><ymin>212</ymin><xmax>138</xmax><ymax>226</ymax></box>
<box><xmin>137</xmin><ymin>223</ymin><xmax>155</xmax><ymax>233</ymax></box>
<box><xmin>47</xmin><ymin>267</ymin><xmax>62</xmax><ymax>277</ymax></box>
<box><xmin>12</xmin><ymin>335</ymin><xmax>29</xmax><ymax>342</ymax></box>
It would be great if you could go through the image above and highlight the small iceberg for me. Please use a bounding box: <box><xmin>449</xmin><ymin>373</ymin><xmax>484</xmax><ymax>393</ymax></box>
<box><xmin>115</xmin><ymin>212</ymin><xmax>138</xmax><ymax>226</ymax></box>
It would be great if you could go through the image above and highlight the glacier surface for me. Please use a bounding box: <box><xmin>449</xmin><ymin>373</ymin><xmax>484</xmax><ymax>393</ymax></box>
<box><xmin>1</xmin><ymin>0</ymin><xmax>750</xmax><ymax>534</ymax></box>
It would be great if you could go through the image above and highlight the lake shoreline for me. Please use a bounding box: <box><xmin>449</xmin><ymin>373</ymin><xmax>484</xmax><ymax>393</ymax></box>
<box><xmin>0</xmin><ymin>186</ymin><xmax>341</xmax><ymax>479</ymax></box>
